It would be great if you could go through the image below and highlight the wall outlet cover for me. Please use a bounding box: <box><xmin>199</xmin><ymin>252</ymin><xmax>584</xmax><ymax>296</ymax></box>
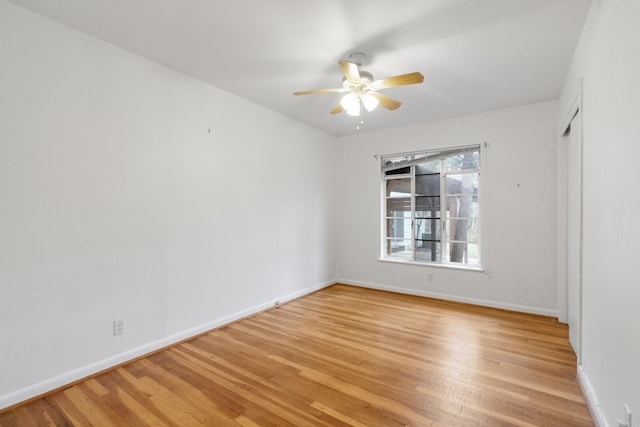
<box><xmin>113</xmin><ymin>319</ymin><xmax>125</xmax><ymax>336</ymax></box>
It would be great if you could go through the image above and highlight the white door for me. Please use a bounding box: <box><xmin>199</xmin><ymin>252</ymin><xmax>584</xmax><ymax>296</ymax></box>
<box><xmin>567</xmin><ymin>112</ymin><xmax>582</xmax><ymax>359</ymax></box>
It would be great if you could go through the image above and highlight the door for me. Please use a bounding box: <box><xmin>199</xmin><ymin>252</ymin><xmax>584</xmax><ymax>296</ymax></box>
<box><xmin>567</xmin><ymin>111</ymin><xmax>582</xmax><ymax>360</ymax></box>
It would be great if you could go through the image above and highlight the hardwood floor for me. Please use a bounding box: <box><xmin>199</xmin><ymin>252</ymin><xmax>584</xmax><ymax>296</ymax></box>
<box><xmin>0</xmin><ymin>284</ymin><xmax>593</xmax><ymax>426</ymax></box>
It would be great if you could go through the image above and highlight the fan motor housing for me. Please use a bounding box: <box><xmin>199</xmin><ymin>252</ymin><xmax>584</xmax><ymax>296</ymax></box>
<box><xmin>342</xmin><ymin>70</ymin><xmax>374</xmax><ymax>92</ymax></box>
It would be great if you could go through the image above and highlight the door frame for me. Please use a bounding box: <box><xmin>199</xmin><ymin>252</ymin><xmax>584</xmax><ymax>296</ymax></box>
<box><xmin>558</xmin><ymin>78</ymin><xmax>584</xmax><ymax>363</ymax></box>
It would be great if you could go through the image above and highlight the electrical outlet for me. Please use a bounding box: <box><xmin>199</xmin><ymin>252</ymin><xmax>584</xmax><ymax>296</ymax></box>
<box><xmin>427</xmin><ymin>273</ymin><xmax>434</xmax><ymax>283</ymax></box>
<box><xmin>113</xmin><ymin>319</ymin><xmax>125</xmax><ymax>336</ymax></box>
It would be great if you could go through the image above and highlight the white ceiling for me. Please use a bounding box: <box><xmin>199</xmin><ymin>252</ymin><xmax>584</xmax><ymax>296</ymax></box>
<box><xmin>8</xmin><ymin>0</ymin><xmax>592</xmax><ymax>136</ymax></box>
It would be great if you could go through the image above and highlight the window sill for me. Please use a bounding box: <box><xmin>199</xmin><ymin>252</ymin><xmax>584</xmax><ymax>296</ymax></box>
<box><xmin>378</xmin><ymin>257</ymin><xmax>485</xmax><ymax>273</ymax></box>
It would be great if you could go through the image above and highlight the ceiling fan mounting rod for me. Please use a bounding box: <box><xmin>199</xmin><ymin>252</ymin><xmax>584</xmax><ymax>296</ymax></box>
<box><xmin>348</xmin><ymin>52</ymin><xmax>367</xmax><ymax>67</ymax></box>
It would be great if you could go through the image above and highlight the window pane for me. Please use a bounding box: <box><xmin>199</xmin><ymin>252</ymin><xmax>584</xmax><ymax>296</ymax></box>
<box><xmin>386</xmin><ymin>178</ymin><xmax>411</xmax><ymax>197</ymax></box>
<box><xmin>387</xmin><ymin>198</ymin><xmax>411</xmax><ymax>217</ymax></box>
<box><xmin>445</xmin><ymin>150</ymin><xmax>479</xmax><ymax>171</ymax></box>
<box><xmin>385</xmin><ymin>166</ymin><xmax>410</xmax><ymax>176</ymax></box>
<box><xmin>444</xmin><ymin>219</ymin><xmax>480</xmax><ymax>243</ymax></box>
<box><xmin>386</xmin><ymin>217</ymin><xmax>411</xmax><ymax>239</ymax></box>
<box><xmin>466</xmin><ymin>243</ymin><xmax>480</xmax><ymax>265</ymax></box>
<box><xmin>415</xmin><ymin>218</ymin><xmax>441</xmax><ymax>240</ymax></box>
<box><xmin>415</xmin><ymin>196</ymin><xmax>440</xmax><ymax>215</ymax></box>
<box><xmin>445</xmin><ymin>173</ymin><xmax>478</xmax><ymax>196</ymax></box>
<box><xmin>415</xmin><ymin>241</ymin><xmax>441</xmax><ymax>262</ymax></box>
<box><xmin>415</xmin><ymin>173</ymin><xmax>440</xmax><ymax>196</ymax></box>
<box><xmin>446</xmin><ymin>196</ymin><xmax>478</xmax><ymax>219</ymax></box>
<box><xmin>416</xmin><ymin>161</ymin><xmax>440</xmax><ymax>174</ymax></box>
<box><xmin>444</xmin><ymin>241</ymin><xmax>479</xmax><ymax>265</ymax></box>
<box><xmin>386</xmin><ymin>239</ymin><xmax>411</xmax><ymax>259</ymax></box>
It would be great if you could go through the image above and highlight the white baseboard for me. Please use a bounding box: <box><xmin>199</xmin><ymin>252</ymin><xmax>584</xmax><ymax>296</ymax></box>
<box><xmin>0</xmin><ymin>280</ymin><xmax>334</xmax><ymax>411</ymax></box>
<box><xmin>577</xmin><ymin>364</ymin><xmax>609</xmax><ymax>427</ymax></box>
<box><xmin>338</xmin><ymin>279</ymin><xmax>558</xmax><ymax>317</ymax></box>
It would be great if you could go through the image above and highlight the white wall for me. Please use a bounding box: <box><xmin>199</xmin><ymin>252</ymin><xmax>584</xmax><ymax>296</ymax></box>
<box><xmin>0</xmin><ymin>1</ymin><xmax>336</xmax><ymax>409</ymax></box>
<box><xmin>558</xmin><ymin>0</ymin><xmax>640</xmax><ymax>425</ymax></box>
<box><xmin>335</xmin><ymin>101</ymin><xmax>559</xmax><ymax>315</ymax></box>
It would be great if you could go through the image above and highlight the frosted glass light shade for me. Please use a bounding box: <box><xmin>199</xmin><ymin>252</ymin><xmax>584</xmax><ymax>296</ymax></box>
<box><xmin>340</xmin><ymin>93</ymin><xmax>361</xmax><ymax>116</ymax></box>
<box><xmin>362</xmin><ymin>93</ymin><xmax>379</xmax><ymax>112</ymax></box>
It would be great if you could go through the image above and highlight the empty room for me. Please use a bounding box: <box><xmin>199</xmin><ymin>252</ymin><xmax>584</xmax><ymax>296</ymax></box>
<box><xmin>1</xmin><ymin>0</ymin><xmax>638</xmax><ymax>426</ymax></box>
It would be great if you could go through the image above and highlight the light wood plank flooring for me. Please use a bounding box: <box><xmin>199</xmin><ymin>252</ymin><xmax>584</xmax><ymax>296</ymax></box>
<box><xmin>0</xmin><ymin>284</ymin><xmax>593</xmax><ymax>426</ymax></box>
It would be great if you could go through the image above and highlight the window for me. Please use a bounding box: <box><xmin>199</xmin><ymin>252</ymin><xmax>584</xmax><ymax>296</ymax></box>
<box><xmin>382</xmin><ymin>144</ymin><xmax>482</xmax><ymax>268</ymax></box>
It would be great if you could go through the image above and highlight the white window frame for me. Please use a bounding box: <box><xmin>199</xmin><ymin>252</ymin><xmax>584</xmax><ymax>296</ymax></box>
<box><xmin>380</xmin><ymin>144</ymin><xmax>487</xmax><ymax>271</ymax></box>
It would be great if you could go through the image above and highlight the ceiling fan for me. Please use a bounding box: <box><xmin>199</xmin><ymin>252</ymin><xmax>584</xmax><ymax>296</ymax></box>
<box><xmin>293</xmin><ymin>52</ymin><xmax>424</xmax><ymax>117</ymax></box>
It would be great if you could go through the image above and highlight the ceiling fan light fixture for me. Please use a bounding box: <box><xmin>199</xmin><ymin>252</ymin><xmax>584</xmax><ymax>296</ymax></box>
<box><xmin>340</xmin><ymin>93</ymin><xmax>361</xmax><ymax>116</ymax></box>
<box><xmin>362</xmin><ymin>93</ymin><xmax>379</xmax><ymax>112</ymax></box>
<box><xmin>346</xmin><ymin>102</ymin><xmax>361</xmax><ymax>117</ymax></box>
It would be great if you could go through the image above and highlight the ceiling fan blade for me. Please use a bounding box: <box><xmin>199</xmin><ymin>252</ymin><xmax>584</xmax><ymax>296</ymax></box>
<box><xmin>330</xmin><ymin>103</ymin><xmax>344</xmax><ymax>114</ymax></box>
<box><xmin>369</xmin><ymin>92</ymin><xmax>402</xmax><ymax>110</ymax></box>
<box><xmin>339</xmin><ymin>60</ymin><xmax>360</xmax><ymax>83</ymax></box>
<box><xmin>293</xmin><ymin>88</ymin><xmax>347</xmax><ymax>96</ymax></box>
<box><xmin>373</xmin><ymin>72</ymin><xmax>424</xmax><ymax>89</ymax></box>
